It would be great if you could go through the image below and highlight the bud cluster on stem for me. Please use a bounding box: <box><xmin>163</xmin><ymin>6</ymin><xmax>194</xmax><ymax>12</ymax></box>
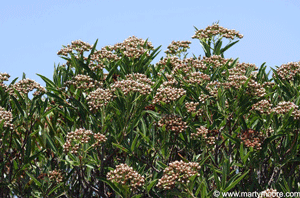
<box><xmin>157</xmin><ymin>160</ymin><xmax>201</xmax><ymax>190</ymax></box>
<box><xmin>63</xmin><ymin>128</ymin><xmax>107</xmax><ymax>154</ymax></box>
<box><xmin>106</xmin><ymin>163</ymin><xmax>145</xmax><ymax>191</ymax></box>
<box><xmin>192</xmin><ymin>23</ymin><xmax>243</xmax><ymax>40</ymax></box>
<box><xmin>0</xmin><ymin>107</ymin><xmax>13</xmax><ymax>129</ymax></box>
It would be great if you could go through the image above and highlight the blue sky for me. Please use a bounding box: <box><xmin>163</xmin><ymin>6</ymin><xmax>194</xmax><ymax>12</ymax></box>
<box><xmin>1</xmin><ymin>0</ymin><xmax>300</xmax><ymax>85</ymax></box>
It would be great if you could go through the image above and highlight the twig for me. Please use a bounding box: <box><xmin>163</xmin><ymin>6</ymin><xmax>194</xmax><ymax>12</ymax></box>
<box><xmin>268</xmin><ymin>166</ymin><xmax>280</xmax><ymax>186</ymax></box>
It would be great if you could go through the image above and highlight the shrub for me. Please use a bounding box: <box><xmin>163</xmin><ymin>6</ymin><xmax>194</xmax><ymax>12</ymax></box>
<box><xmin>0</xmin><ymin>22</ymin><xmax>300</xmax><ymax>198</ymax></box>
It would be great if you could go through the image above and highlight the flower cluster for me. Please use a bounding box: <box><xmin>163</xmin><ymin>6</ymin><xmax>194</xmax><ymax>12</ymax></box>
<box><xmin>88</xmin><ymin>47</ymin><xmax>120</xmax><ymax>71</ymax></box>
<box><xmin>0</xmin><ymin>107</ymin><xmax>13</xmax><ymax>129</ymax></box>
<box><xmin>165</xmin><ymin>40</ymin><xmax>191</xmax><ymax>55</ymax></box>
<box><xmin>93</xmin><ymin>133</ymin><xmax>108</xmax><ymax>147</ymax></box>
<box><xmin>63</xmin><ymin>128</ymin><xmax>107</xmax><ymax>154</ymax></box>
<box><xmin>263</xmin><ymin>81</ymin><xmax>276</xmax><ymax>88</ymax></box>
<box><xmin>245</xmin><ymin>80</ymin><xmax>266</xmax><ymax>97</ymax></box>
<box><xmin>266</xmin><ymin>127</ymin><xmax>275</xmax><ymax>134</ymax></box>
<box><xmin>191</xmin><ymin>126</ymin><xmax>208</xmax><ymax>138</ymax></box>
<box><xmin>158</xmin><ymin>73</ymin><xmax>179</xmax><ymax>87</ymax></box>
<box><xmin>157</xmin><ymin>56</ymin><xmax>183</xmax><ymax>71</ymax></box>
<box><xmin>162</xmin><ymin>78</ymin><xmax>180</xmax><ymax>87</ymax></box>
<box><xmin>223</xmin><ymin>75</ymin><xmax>247</xmax><ymax>89</ymax></box>
<box><xmin>185</xmin><ymin>101</ymin><xmax>202</xmax><ymax>116</ymax></box>
<box><xmin>183</xmin><ymin>72</ymin><xmax>210</xmax><ymax>85</ymax></box>
<box><xmin>86</xmin><ymin>88</ymin><xmax>113</xmax><ymax>111</ymax></box>
<box><xmin>185</xmin><ymin>101</ymin><xmax>199</xmax><ymax>113</ymax></box>
<box><xmin>106</xmin><ymin>163</ymin><xmax>145</xmax><ymax>191</ymax></box>
<box><xmin>157</xmin><ymin>57</ymin><xmax>206</xmax><ymax>77</ymax></box>
<box><xmin>153</xmin><ymin>86</ymin><xmax>186</xmax><ymax>104</ymax></box>
<box><xmin>57</xmin><ymin>40</ymin><xmax>93</xmax><ymax>56</ymax></box>
<box><xmin>7</xmin><ymin>79</ymin><xmax>46</xmax><ymax>97</ymax></box>
<box><xmin>191</xmin><ymin>126</ymin><xmax>219</xmax><ymax>144</ymax></box>
<box><xmin>48</xmin><ymin>170</ymin><xmax>63</xmax><ymax>183</ymax></box>
<box><xmin>198</xmin><ymin>93</ymin><xmax>210</xmax><ymax>104</ymax></box>
<box><xmin>205</xmin><ymin>81</ymin><xmax>221</xmax><ymax>98</ymax></box>
<box><xmin>222</xmin><ymin>73</ymin><xmax>266</xmax><ymax>97</ymax></box>
<box><xmin>125</xmin><ymin>73</ymin><xmax>154</xmax><ymax>86</ymax></box>
<box><xmin>274</xmin><ymin>61</ymin><xmax>300</xmax><ymax>81</ymax></box>
<box><xmin>144</xmin><ymin>104</ymin><xmax>156</xmax><ymax>111</ymax></box>
<box><xmin>111</xmin><ymin>77</ymin><xmax>152</xmax><ymax>96</ymax></box>
<box><xmin>236</xmin><ymin>62</ymin><xmax>258</xmax><ymax>72</ymax></box>
<box><xmin>157</xmin><ymin>160</ymin><xmax>201</xmax><ymax>190</ymax></box>
<box><xmin>238</xmin><ymin>129</ymin><xmax>265</xmax><ymax>150</ymax></box>
<box><xmin>222</xmin><ymin>62</ymin><xmax>258</xmax><ymax>77</ymax></box>
<box><xmin>252</xmin><ymin>100</ymin><xmax>272</xmax><ymax>114</ymax></box>
<box><xmin>108</xmin><ymin>36</ymin><xmax>154</xmax><ymax>58</ymax></box>
<box><xmin>157</xmin><ymin>114</ymin><xmax>188</xmax><ymax>134</ymax></box>
<box><xmin>64</xmin><ymin>74</ymin><xmax>103</xmax><ymax>90</ymax></box>
<box><xmin>0</xmin><ymin>73</ymin><xmax>10</xmax><ymax>89</ymax></box>
<box><xmin>258</xmin><ymin>188</ymin><xmax>279</xmax><ymax>198</ymax></box>
<box><xmin>292</xmin><ymin>109</ymin><xmax>300</xmax><ymax>120</ymax></box>
<box><xmin>184</xmin><ymin>57</ymin><xmax>208</xmax><ymax>71</ymax></box>
<box><xmin>192</xmin><ymin>24</ymin><xmax>243</xmax><ymax>40</ymax></box>
<box><xmin>201</xmin><ymin>55</ymin><xmax>234</xmax><ymax>68</ymax></box>
<box><xmin>271</xmin><ymin>101</ymin><xmax>298</xmax><ymax>114</ymax></box>
<box><xmin>172</xmin><ymin>58</ymin><xmax>208</xmax><ymax>75</ymax></box>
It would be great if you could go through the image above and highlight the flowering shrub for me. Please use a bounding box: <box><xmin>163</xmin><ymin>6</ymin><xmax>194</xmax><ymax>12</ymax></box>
<box><xmin>0</xmin><ymin>22</ymin><xmax>300</xmax><ymax>197</ymax></box>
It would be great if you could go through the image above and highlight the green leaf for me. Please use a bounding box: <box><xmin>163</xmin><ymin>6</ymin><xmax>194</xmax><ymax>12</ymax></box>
<box><xmin>131</xmin><ymin>194</ymin><xmax>143</xmax><ymax>198</ymax></box>
<box><xmin>224</xmin><ymin>170</ymin><xmax>250</xmax><ymax>192</ymax></box>
<box><xmin>213</xmin><ymin>168</ymin><xmax>221</xmax><ymax>189</ymax></box>
<box><xmin>45</xmin><ymin>132</ymin><xmax>58</xmax><ymax>153</ymax></box>
<box><xmin>130</xmin><ymin>133</ymin><xmax>140</xmax><ymax>152</ymax></box>
<box><xmin>112</xmin><ymin>143</ymin><xmax>129</xmax><ymax>153</ymax></box>
<box><xmin>157</xmin><ymin>161</ymin><xmax>167</xmax><ymax>169</ymax></box>
<box><xmin>200</xmin><ymin>39</ymin><xmax>212</xmax><ymax>57</ymax></box>
<box><xmin>10</xmin><ymin>95</ymin><xmax>25</xmax><ymax>117</ymax></box>
<box><xmin>220</xmin><ymin>40</ymin><xmax>239</xmax><ymax>54</ymax></box>
<box><xmin>97</xmin><ymin>177</ymin><xmax>123</xmax><ymax>198</ymax></box>
<box><xmin>214</xmin><ymin>37</ymin><xmax>223</xmax><ymax>55</ymax></box>
<box><xmin>147</xmin><ymin>179</ymin><xmax>158</xmax><ymax>193</ymax></box>
<box><xmin>47</xmin><ymin>183</ymin><xmax>64</xmax><ymax>196</ymax></box>
<box><xmin>37</xmin><ymin>74</ymin><xmax>56</xmax><ymax>88</ymax></box>
<box><xmin>25</xmin><ymin>136</ymin><xmax>31</xmax><ymax>160</ymax></box>
<box><xmin>26</xmin><ymin>172</ymin><xmax>42</xmax><ymax>187</ymax></box>
<box><xmin>177</xmin><ymin>95</ymin><xmax>186</xmax><ymax>106</ymax></box>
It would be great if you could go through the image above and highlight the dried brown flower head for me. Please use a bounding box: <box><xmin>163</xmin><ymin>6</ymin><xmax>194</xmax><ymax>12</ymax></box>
<box><xmin>238</xmin><ymin>129</ymin><xmax>265</xmax><ymax>150</ymax></box>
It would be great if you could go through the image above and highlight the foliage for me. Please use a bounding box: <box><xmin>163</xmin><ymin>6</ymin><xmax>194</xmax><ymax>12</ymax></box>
<box><xmin>1</xmin><ymin>23</ymin><xmax>300</xmax><ymax>198</ymax></box>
